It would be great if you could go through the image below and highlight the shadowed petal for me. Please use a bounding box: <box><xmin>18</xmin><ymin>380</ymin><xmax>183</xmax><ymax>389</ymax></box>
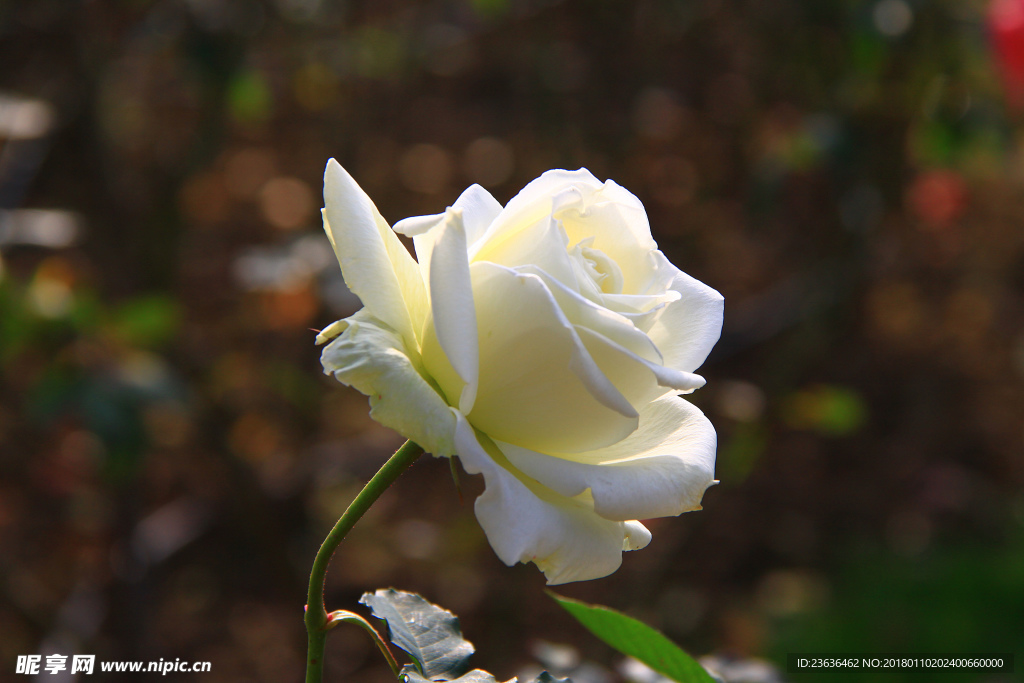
<box><xmin>454</xmin><ymin>412</ymin><xmax>646</xmax><ymax>584</ymax></box>
<box><xmin>497</xmin><ymin>395</ymin><xmax>717</xmax><ymax>521</ymax></box>
<box><xmin>321</xmin><ymin>311</ymin><xmax>456</xmax><ymax>457</ymax></box>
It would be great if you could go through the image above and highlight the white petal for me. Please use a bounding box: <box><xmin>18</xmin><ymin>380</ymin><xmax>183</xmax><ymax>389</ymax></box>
<box><xmin>594</xmin><ymin>179</ymin><xmax>659</xmax><ymax>249</ymax></box>
<box><xmin>392</xmin><ymin>212</ymin><xmax>445</xmax><ymax>237</ymax></box>
<box><xmin>601</xmin><ymin>289</ymin><xmax>681</xmax><ymax>333</ymax></box>
<box><xmin>320</xmin><ymin>311</ymin><xmax>456</xmax><ymax>457</ymax></box>
<box><xmin>497</xmin><ymin>395</ymin><xmax>717</xmax><ymax>521</ymax></box>
<box><xmin>430</xmin><ymin>262</ymin><xmax>638</xmax><ymax>454</ymax></box>
<box><xmin>514</xmin><ymin>264</ymin><xmax>664</xmax><ymax>364</ymax></box>
<box><xmin>644</xmin><ymin>251</ymin><xmax>724</xmax><ymax>373</ymax></box>
<box><xmin>555</xmin><ymin>180</ymin><xmax>658</xmax><ymax>294</ymax></box>
<box><xmin>428</xmin><ymin>208</ymin><xmax>479</xmax><ymax>414</ymax></box>
<box><xmin>451</xmin><ymin>184</ymin><xmax>503</xmax><ymax>246</ymax></box>
<box><xmin>394</xmin><ymin>184</ymin><xmax>502</xmax><ymax>283</ymax></box>
<box><xmin>469</xmin><ymin>168</ymin><xmax>661</xmax><ymax>297</ymax></box>
<box><xmin>509</xmin><ymin>266</ymin><xmax>707</xmax><ymax>409</ymax></box>
<box><xmin>575</xmin><ymin>326</ymin><xmax>706</xmax><ymax>406</ymax></box>
<box><xmin>497</xmin><ymin>169</ymin><xmax>602</xmax><ymax>230</ymax></box>
<box><xmin>323</xmin><ymin>160</ymin><xmax>428</xmax><ymax>348</ymax></box>
<box><xmin>314</xmin><ymin>319</ymin><xmax>348</xmax><ymax>345</ymax></box>
<box><xmin>454</xmin><ymin>412</ymin><xmax>638</xmax><ymax>584</ymax></box>
<box><xmin>472</xmin><ymin>215</ymin><xmax>581</xmax><ymax>292</ymax></box>
<box><xmin>471</xmin><ymin>169</ymin><xmax>602</xmax><ymax>258</ymax></box>
<box><xmin>623</xmin><ymin>521</ymin><xmax>652</xmax><ymax>551</ymax></box>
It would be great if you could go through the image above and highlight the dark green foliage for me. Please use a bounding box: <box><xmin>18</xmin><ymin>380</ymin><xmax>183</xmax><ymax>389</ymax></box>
<box><xmin>361</xmin><ymin>589</ymin><xmax>476</xmax><ymax>680</ymax></box>
<box><xmin>365</xmin><ymin>589</ymin><xmax>572</xmax><ymax>683</ymax></box>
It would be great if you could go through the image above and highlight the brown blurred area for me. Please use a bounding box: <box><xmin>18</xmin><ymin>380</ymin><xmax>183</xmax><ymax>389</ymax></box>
<box><xmin>1</xmin><ymin>1</ymin><xmax>1023</xmax><ymax>682</ymax></box>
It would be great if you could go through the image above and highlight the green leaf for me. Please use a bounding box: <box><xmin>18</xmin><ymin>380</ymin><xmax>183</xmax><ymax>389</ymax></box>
<box><xmin>549</xmin><ymin>593</ymin><xmax>715</xmax><ymax>683</ymax></box>
<box><xmin>361</xmin><ymin>589</ymin><xmax>474</xmax><ymax>680</ymax></box>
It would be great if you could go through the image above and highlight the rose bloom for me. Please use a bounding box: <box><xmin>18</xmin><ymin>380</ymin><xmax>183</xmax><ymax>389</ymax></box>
<box><xmin>317</xmin><ymin>160</ymin><xmax>723</xmax><ymax>584</ymax></box>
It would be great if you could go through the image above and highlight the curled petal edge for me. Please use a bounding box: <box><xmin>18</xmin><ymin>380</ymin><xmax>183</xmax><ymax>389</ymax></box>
<box><xmin>453</xmin><ymin>411</ymin><xmax>650</xmax><ymax>584</ymax></box>
<box><xmin>645</xmin><ymin>251</ymin><xmax>725</xmax><ymax>374</ymax></box>
<box><xmin>496</xmin><ymin>395</ymin><xmax>718</xmax><ymax>521</ymax></box>
<box><xmin>320</xmin><ymin>311</ymin><xmax>456</xmax><ymax>458</ymax></box>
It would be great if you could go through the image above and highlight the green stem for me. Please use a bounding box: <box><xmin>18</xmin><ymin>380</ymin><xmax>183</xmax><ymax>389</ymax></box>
<box><xmin>325</xmin><ymin>610</ymin><xmax>401</xmax><ymax>677</ymax></box>
<box><xmin>305</xmin><ymin>440</ymin><xmax>425</xmax><ymax>683</ymax></box>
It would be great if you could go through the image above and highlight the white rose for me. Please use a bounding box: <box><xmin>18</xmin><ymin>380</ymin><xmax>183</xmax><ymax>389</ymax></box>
<box><xmin>318</xmin><ymin>159</ymin><xmax>723</xmax><ymax>584</ymax></box>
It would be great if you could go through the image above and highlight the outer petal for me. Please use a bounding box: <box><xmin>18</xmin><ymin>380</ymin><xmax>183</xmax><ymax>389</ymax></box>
<box><xmin>451</xmin><ymin>184</ymin><xmax>503</xmax><ymax>246</ymax></box>
<box><xmin>396</xmin><ymin>184</ymin><xmax>503</xmax><ymax>246</ymax></box>
<box><xmin>496</xmin><ymin>395</ymin><xmax>717</xmax><ymax>521</ymax></box>
<box><xmin>623</xmin><ymin>521</ymin><xmax>653</xmax><ymax>550</ymax></box>
<box><xmin>424</xmin><ymin>261</ymin><xmax>639</xmax><ymax>454</ymax></box>
<box><xmin>644</xmin><ymin>251</ymin><xmax>724</xmax><ymax>373</ymax></box>
<box><xmin>391</xmin><ymin>212</ymin><xmax>444</xmax><ymax>238</ymax></box>
<box><xmin>427</xmin><ymin>208</ymin><xmax>478</xmax><ymax>414</ymax></box>
<box><xmin>454</xmin><ymin>412</ymin><xmax>645</xmax><ymax>584</ymax></box>
<box><xmin>323</xmin><ymin>160</ymin><xmax>427</xmax><ymax>349</ymax></box>
<box><xmin>393</xmin><ymin>184</ymin><xmax>502</xmax><ymax>291</ymax></box>
<box><xmin>320</xmin><ymin>311</ymin><xmax>456</xmax><ymax>457</ymax></box>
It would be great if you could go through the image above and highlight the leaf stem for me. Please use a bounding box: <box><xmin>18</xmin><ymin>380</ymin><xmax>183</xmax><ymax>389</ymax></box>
<box><xmin>305</xmin><ymin>440</ymin><xmax>425</xmax><ymax>683</ymax></box>
<box><xmin>325</xmin><ymin>610</ymin><xmax>402</xmax><ymax>677</ymax></box>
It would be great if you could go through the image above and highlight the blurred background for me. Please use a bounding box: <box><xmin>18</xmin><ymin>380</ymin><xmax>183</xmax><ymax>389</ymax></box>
<box><xmin>1</xmin><ymin>0</ymin><xmax>1023</xmax><ymax>681</ymax></box>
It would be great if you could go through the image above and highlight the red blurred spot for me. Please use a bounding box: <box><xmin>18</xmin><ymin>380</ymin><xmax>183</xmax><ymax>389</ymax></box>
<box><xmin>989</xmin><ymin>0</ymin><xmax>1024</xmax><ymax>109</ymax></box>
<box><xmin>906</xmin><ymin>170</ymin><xmax>967</xmax><ymax>228</ymax></box>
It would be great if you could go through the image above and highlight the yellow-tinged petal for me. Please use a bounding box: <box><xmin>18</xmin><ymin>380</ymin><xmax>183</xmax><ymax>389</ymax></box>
<box><xmin>644</xmin><ymin>250</ymin><xmax>724</xmax><ymax>374</ymax></box>
<box><xmin>426</xmin><ymin>208</ymin><xmax>479</xmax><ymax>414</ymax></box>
<box><xmin>423</xmin><ymin>261</ymin><xmax>639</xmax><ymax>454</ymax></box>
<box><xmin>496</xmin><ymin>395</ymin><xmax>717</xmax><ymax>521</ymax></box>
<box><xmin>453</xmin><ymin>412</ymin><xmax>646</xmax><ymax>584</ymax></box>
<box><xmin>320</xmin><ymin>311</ymin><xmax>455</xmax><ymax>457</ymax></box>
<box><xmin>322</xmin><ymin>159</ymin><xmax>428</xmax><ymax>350</ymax></box>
